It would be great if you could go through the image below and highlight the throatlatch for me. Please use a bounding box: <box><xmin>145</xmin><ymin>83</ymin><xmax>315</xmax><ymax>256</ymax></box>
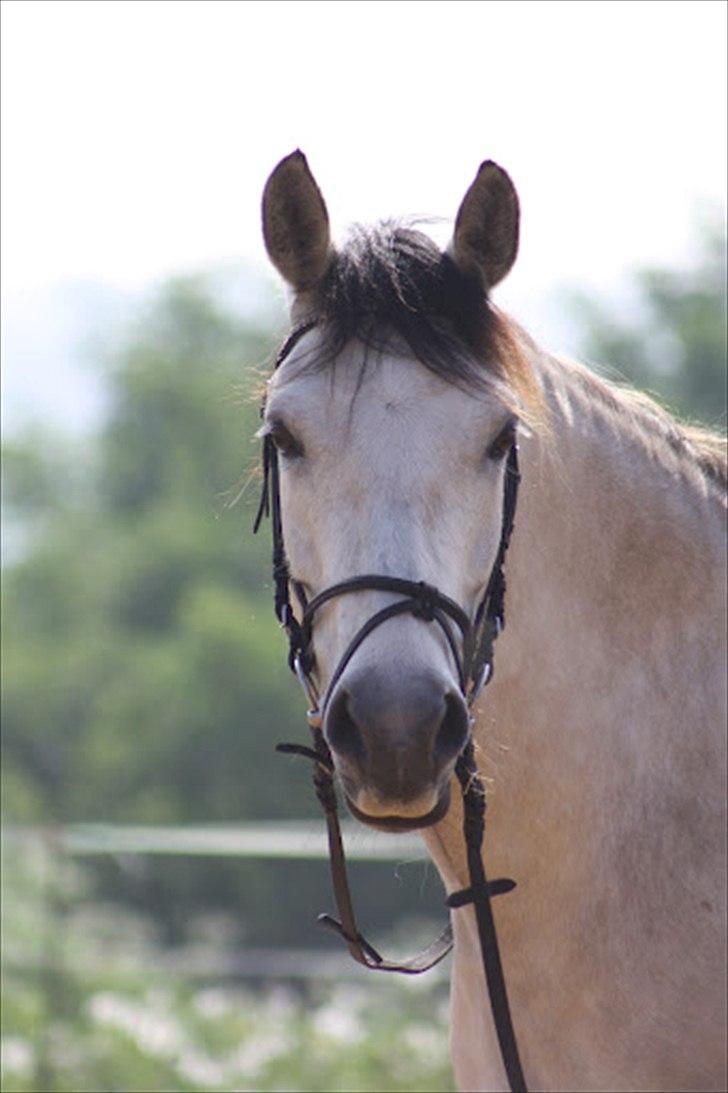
<box><xmin>254</xmin><ymin>323</ymin><xmax>528</xmax><ymax>1093</ymax></box>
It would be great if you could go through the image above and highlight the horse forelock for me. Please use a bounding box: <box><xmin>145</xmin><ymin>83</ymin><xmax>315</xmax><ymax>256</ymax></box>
<box><xmin>288</xmin><ymin>221</ymin><xmax>543</xmax><ymax>420</ymax></box>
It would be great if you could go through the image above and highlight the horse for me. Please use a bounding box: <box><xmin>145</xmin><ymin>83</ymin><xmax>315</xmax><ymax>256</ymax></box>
<box><xmin>257</xmin><ymin>150</ymin><xmax>727</xmax><ymax>1092</ymax></box>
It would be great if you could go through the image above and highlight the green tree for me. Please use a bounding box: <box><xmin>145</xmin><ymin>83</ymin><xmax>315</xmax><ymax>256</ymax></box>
<box><xmin>1</xmin><ymin>278</ymin><xmax>446</xmax><ymax>944</ymax></box>
<box><xmin>2</xmin><ymin>279</ymin><xmax>306</xmax><ymax>826</ymax></box>
<box><xmin>566</xmin><ymin>216</ymin><xmax>727</xmax><ymax>427</ymax></box>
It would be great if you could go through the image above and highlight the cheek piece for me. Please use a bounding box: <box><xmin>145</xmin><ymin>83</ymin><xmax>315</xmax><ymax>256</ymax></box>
<box><xmin>253</xmin><ymin>322</ymin><xmax>527</xmax><ymax>1093</ymax></box>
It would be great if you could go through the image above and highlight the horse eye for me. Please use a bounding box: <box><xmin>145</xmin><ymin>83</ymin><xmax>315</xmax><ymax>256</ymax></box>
<box><xmin>268</xmin><ymin>421</ymin><xmax>304</xmax><ymax>459</ymax></box>
<box><xmin>486</xmin><ymin>419</ymin><xmax>517</xmax><ymax>461</ymax></box>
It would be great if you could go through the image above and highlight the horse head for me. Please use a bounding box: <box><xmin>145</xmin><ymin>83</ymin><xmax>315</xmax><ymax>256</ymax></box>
<box><xmin>260</xmin><ymin>151</ymin><xmax>527</xmax><ymax>832</ymax></box>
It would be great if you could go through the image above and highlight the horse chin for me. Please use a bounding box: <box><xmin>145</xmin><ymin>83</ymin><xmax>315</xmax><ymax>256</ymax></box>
<box><xmin>346</xmin><ymin>785</ymin><xmax>451</xmax><ymax>833</ymax></box>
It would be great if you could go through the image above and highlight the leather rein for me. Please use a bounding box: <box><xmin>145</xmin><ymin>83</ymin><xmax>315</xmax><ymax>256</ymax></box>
<box><xmin>253</xmin><ymin>323</ymin><xmax>528</xmax><ymax>1093</ymax></box>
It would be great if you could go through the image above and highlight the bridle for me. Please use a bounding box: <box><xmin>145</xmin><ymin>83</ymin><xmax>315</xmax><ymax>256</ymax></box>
<box><xmin>254</xmin><ymin>323</ymin><xmax>528</xmax><ymax>1093</ymax></box>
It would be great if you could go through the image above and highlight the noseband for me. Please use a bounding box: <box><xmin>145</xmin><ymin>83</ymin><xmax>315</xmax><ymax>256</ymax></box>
<box><xmin>254</xmin><ymin>323</ymin><xmax>527</xmax><ymax>1093</ymax></box>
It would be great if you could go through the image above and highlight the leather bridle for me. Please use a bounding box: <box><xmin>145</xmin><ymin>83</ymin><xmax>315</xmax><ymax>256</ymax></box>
<box><xmin>254</xmin><ymin>323</ymin><xmax>528</xmax><ymax>1093</ymax></box>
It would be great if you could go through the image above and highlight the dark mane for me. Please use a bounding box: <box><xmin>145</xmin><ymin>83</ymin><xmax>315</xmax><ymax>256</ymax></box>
<box><xmin>309</xmin><ymin>222</ymin><xmax>509</xmax><ymax>390</ymax></box>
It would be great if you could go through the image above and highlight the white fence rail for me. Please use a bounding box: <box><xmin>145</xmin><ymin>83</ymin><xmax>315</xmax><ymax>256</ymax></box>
<box><xmin>42</xmin><ymin>821</ymin><xmax>429</xmax><ymax>861</ymax></box>
<box><xmin>3</xmin><ymin>823</ymin><xmax>441</xmax><ymax>981</ymax></box>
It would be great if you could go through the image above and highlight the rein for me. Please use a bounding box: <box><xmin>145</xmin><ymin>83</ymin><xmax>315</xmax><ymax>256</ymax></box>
<box><xmin>254</xmin><ymin>323</ymin><xmax>528</xmax><ymax>1093</ymax></box>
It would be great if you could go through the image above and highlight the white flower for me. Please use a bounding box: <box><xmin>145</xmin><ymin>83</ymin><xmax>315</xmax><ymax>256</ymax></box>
<box><xmin>227</xmin><ymin>1028</ymin><xmax>293</xmax><ymax>1080</ymax></box>
<box><xmin>261</xmin><ymin>984</ymin><xmax>297</xmax><ymax>1022</ymax></box>
<box><xmin>401</xmin><ymin>1021</ymin><xmax>448</xmax><ymax>1067</ymax></box>
<box><xmin>88</xmin><ymin>991</ymin><xmax>138</xmax><ymax>1029</ymax></box>
<box><xmin>311</xmin><ymin>1002</ymin><xmax>364</xmax><ymax>1045</ymax></box>
<box><xmin>1</xmin><ymin>1037</ymin><xmax>35</xmax><ymax>1078</ymax></box>
<box><xmin>87</xmin><ymin>990</ymin><xmax>184</xmax><ymax>1059</ymax></box>
<box><xmin>192</xmin><ymin>987</ymin><xmax>234</xmax><ymax>1021</ymax></box>
<box><xmin>135</xmin><ymin>1011</ymin><xmax>184</xmax><ymax>1058</ymax></box>
<box><xmin>176</xmin><ymin>1048</ymin><xmax>226</xmax><ymax>1088</ymax></box>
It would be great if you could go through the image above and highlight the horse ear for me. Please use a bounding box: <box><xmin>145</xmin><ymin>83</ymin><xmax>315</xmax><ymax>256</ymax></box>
<box><xmin>262</xmin><ymin>150</ymin><xmax>333</xmax><ymax>292</ymax></box>
<box><xmin>450</xmin><ymin>161</ymin><xmax>519</xmax><ymax>290</ymax></box>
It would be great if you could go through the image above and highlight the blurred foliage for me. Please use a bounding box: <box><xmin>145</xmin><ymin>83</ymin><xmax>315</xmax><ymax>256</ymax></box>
<box><xmin>566</xmin><ymin>214</ymin><xmax>727</xmax><ymax>426</ymax></box>
<box><xmin>1</xmin><ymin>277</ymin><xmax>446</xmax><ymax>946</ymax></box>
<box><xmin>1</xmin><ymin>835</ymin><xmax>453</xmax><ymax>1093</ymax></box>
<box><xmin>2</xmin><ymin>279</ymin><xmax>296</xmax><ymax>826</ymax></box>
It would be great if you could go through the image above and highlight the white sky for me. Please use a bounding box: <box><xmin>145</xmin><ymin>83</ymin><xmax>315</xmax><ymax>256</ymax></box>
<box><xmin>1</xmin><ymin>0</ymin><xmax>726</xmax><ymax>406</ymax></box>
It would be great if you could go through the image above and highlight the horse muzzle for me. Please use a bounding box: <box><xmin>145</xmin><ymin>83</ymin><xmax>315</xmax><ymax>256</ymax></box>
<box><xmin>323</xmin><ymin>668</ymin><xmax>470</xmax><ymax>829</ymax></box>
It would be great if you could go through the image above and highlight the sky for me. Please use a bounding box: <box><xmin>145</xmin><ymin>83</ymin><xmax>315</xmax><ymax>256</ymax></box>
<box><xmin>1</xmin><ymin>0</ymin><xmax>726</xmax><ymax>430</ymax></box>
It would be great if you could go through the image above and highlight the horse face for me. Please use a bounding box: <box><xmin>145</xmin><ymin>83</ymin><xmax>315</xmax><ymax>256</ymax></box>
<box><xmin>261</xmin><ymin>152</ymin><xmax>520</xmax><ymax>830</ymax></box>
<box><xmin>263</xmin><ymin>335</ymin><xmax>517</xmax><ymax>829</ymax></box>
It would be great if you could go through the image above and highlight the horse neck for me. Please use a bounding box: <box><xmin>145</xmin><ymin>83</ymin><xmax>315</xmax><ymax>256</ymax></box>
<box><xmin>512</xmin><ymin>347</ymin><xmax>725</xmax><ymax>682</ymax></box>
<box><xmin>490</xmin><ymin>345</ymin><xmax>725</xmax><ymax>816</ymax></box>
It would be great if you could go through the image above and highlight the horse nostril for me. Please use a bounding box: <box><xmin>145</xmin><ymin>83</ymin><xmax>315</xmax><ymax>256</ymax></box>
<box><xmin>434</xmin><ymin>692</ymin><xmax>470</xmax><ymax>764</ymax></box>
<box><xmin>325</xmin><ymin>688</ymin><xmax>366</xmax><ymax>764</ymax></box>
